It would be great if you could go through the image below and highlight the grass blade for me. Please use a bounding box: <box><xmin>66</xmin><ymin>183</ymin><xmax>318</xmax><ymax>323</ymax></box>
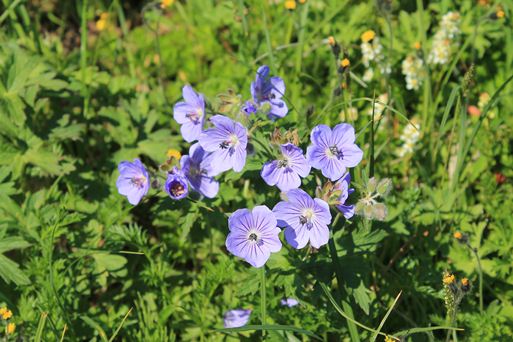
<box><xmin>108</xmin><ymin>307</ymin><xmax>133</xmax><ymax>342</ymax></box>
<box><xmin>370</xmin><ymin>291</ymin><xmax>402</xmax><ymax>342</ymax></box>
<box><xmin>217</xmin><ymin>324</ymin><xmax>322</xmax><ymax>340</ymax></box>
<box><xmin>320</xmin><ymin>282</ymin><xmax>392</xmax><ymax>340</ymax></box>
<box><xmin>393</xmin><ymin>325</ymin><xmax>464</xmax><ymax>337</ymax></box>
<box><xmin>34</xmin><ymin>312</ymin><xmax>48</xmax><ymax>342</ymax></box>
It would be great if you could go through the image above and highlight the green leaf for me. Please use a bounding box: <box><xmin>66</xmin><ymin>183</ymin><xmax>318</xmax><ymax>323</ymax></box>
<box><xmin>0</xmin><ymin>254</ymin><xmax>30</xmax><ymax>285</ymax></box>
<box><xmin>0</xmin><ymin>236</ymin><xmax>30</xmax><ymax>253</ymax></box>
<box><xmin>80</xmin><ymin>316</ymin><xmax>109</xmax><ymax>342</ymax></box>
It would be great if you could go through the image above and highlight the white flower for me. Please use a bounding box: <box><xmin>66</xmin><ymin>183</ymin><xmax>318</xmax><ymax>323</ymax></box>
<box><xmin>363</xmin><ymin>68</ymin><xmax>374</xmax><ymax>82</ymax></box>
<box><xmin>428</xmin><ymin>12</ymin><xmax>460</xmax><ymax>65</ymax></box>
<box><xmin>401</xmin><ymin>55</ymin><xmax>425</xmax><ymax>90</ymax></box>
<box><xmin>397</xmin><ymin>121</ymin><xmax>421</xmax><ymax>157</ymax></box>
<box><xmin>367</xmin><ymin>93</ymin><xmax>388</xmax><ymax>119</ymax></box>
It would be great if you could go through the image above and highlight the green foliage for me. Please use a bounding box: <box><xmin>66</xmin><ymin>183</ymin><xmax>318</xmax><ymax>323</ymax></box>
<box><xmin>0</xmin><ymin>0</ymin><xmax>512</xmax><ymax>340</ymax></box>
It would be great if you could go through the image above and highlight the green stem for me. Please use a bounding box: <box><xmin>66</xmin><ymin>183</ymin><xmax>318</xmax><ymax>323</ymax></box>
<box><xmin>0</xmin><ymin>0</ymin><xmax>23</xmax><ymax>25</ymax></box>
<box><xmin>470</xmin><ymin>246</ymin><xmax>484</xmax><ymax>314</ymax></box>
<box><xmin>260</xmin><ymin>267</ymin><xmax>267</xmax><ymax>338</ymax></box>
<box><xmin>327</xmin><ymin>221</ymin><xmax>360</xmax><ymax>342</ymax></box>
<box><xmin>80</xmin><ymin>0</ymin><xmax>90</xmax><ymax>118</ymax></box>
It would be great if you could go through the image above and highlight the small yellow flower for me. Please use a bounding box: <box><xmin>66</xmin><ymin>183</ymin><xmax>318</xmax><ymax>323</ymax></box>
<box><xmin>160</xmin><ymin>0</ymin><xmax>174</xmax><ymax>9</ymax></box>
<box><xmin>496</xmin><ymin>9</ymin><xmax>505</xmax><ymax>19</ymax></box>
<box><xmin>167</xmin><ymin>149</ymin><xmax>182</xmax><ymax>160</ymax></box>
<box><xmin>2</xmin><ymin>309</ymin><xmax>13</xmax><ymax>320</ymax></box>
<box><xmin>361</xmin><ymin>30</ymin><xmax>376</xmax><ymax>43</ymax></box>
<box><xmin>413</xmin><ymin>41</ymin><xmax>421</xmax><ymax>50</ymax></box>
<box><xmin>285</xmin><ymin>0</ymin><xmax>296</xmax><ymax>10</ymax></box>
<box><xmin>95</xmin><ymin>13</ymin><xmax>109</xmax><ymax>32</ymax></box>
<box><xmin>340</xmin><ymin>58</ymin><xmax>350</xmax><ymax>68</ymax></box>
<box><xmin>328</xmin><ymin>36</ymin><xmax>336</xmax><ymax>46</ymax></box>
<box><xmin>6</xmin><ymin>322</ymin><xmax>15</xmax><ymax>335</ymax></box>
<box><xmin>384</xmin><ymin>336</ymin><xmax>396</xmax><ymax>342</ymax></box>
<box><xmin>453</xmin><ymin>231</ymin><xmax>462</xmax><ymax>240</ymax></box>
<box><xmin>461</xmin><ymin>278</ymin><xmax>469</xmax><ymax>287</ymax></box>
<box><xmin>443</xmin><ymin>273</ymin><xmax>455</xmax><ymax>285</ymax></box>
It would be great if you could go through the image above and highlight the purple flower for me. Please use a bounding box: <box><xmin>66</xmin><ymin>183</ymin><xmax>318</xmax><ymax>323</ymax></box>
<box><xmin>273</xmin><ymin>189</ymin><xmax>332</xmax><ymax>249</ymax></box>
<box><xmin>334</xmin><ymin>173</ymin><xmax>355</xmax><ymax>219</ymax></box>
<box><xmin>261</xmin><ymin>143</ymin><xmax>311</xmax><ymax>192</ymax></box>
<box><xmin>251</xmin><ymin>65</ymin><xmax>288</xmax><ymax>119</ymax></box>
<box><xmin>164</xmin><ymin>167</ymin><xmax>189</xmax><ymax>200</ymax></box>
<box><xmin>280</xmin><ymin>298</ymin><xmax>299</xmax><ymax>307</ymax></box>
<box><xmin>306</xmin><ymin>124</ymin><xmax>363</xmax><ymax>181</ymax></box>
<box><xmin>199</xmin><ymin>115</ymin><xmax>248</xmax><ymax>175</ymax></box>
<box><xmin>223</xmin><ymin>309</ymin><xmax>251</xmax><ymax>328</ymax></box>
<box><xmin>242</xmin><ymin>100</ymin><xmax>258</xmax><ymax>115</ymax></box>
<box><xmin>173</xmin><ymin>85</ymin><xmax>205</xmax><ymax>142</ymax></box>
<box><xmin>225</xmin><ymin>206</ymin><xmax>282</xmax><ymax>268</ymax></box>
<box><xmin>116</xmin><ymin>159</ymin><xmax>150</xmax><ymax>205</ymax></box>
<box><xmin>181</xmin><ymin>143</ymin><xmax>219</xmax><ymax>198</ymax></box>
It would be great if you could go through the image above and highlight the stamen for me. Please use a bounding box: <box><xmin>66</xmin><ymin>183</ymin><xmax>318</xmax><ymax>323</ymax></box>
<box><xmin>130</xmin><ymin>176</ymin><xmax>146</xmax><ymax>189</ymax></box>
<box><xmin>277</xmin><ymin>159</ymin><xmax>288</xmax><ymax>168</ymax></box>
<box><xmin>170</xmin><ymin>182</ymin><xmax>185</xmax><ymax>197</ymax></box>
<box><xmin>328</xmin><ymin>145</ymin><xmax>344</xmax><ymax>159</ymax></box>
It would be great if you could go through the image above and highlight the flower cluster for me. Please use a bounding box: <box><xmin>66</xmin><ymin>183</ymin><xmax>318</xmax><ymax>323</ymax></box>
<box><xmin>115</xmin><ymin>66</ymin><xmax>365</xmax><ymax>329</ymax></box>
<box><xmin>442</xmin><ymin>271</ymin><xmax>470</xmax><ymax>322</ymax></box>
<box><xmin>401</xmin><ymin>55</ymin><xmax>425</xmax><ymax>90</ymax></box>
<box><xmin>478</xmin><ymin>91</ymin><xmax>496</xmax><ymax>119</ymax></box>
<box><xmin>428</xmin><ymin>12</ymin><xmax>461</xmax><ymax>65</ymax></box>
<box><xmin>0</xmin><ymin>306</ymin><xmax>15</xmax><ymax>336</ymax></box>
<box><xmin>115</xmin><ymin>66</ymin><xmax>292</xmax><ymax>204</ymax></box>
<box><xmin>360</xmin><ymin>30</ymin><xmax>390</xmax><ymax>82</ymax></box>
<box><xmin>397</xmin><ymin>120</ymin><xmax>421</xmax><ymax>157</ymax></box>
<box><xmin>228</xmin><ymin>122</ymin><xmax>363</xmax><ymax>268</ymax></box>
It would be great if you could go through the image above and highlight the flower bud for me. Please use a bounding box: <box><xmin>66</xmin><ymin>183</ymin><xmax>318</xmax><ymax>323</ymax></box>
<box><xmin>377</xmin><ymin>178</ymin><xmax>392</xmax><ymax>196</ymax></box>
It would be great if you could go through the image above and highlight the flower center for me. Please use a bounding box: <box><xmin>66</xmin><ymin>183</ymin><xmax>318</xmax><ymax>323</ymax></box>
<box><xmin>186</xmin><ymin>109</ymin><xmax>203</xmax><ymax>124</ymax></box>
<box><xmin>247</xmin><ymin>230</ymin><xmax>262</xmax><ymax>245</ymax></box>
<box><xmin>299</xmin><ymin>208</ymin><xmax>315</xmax><ymax>229</ymax></box>
<box><xmin>169</xmin><ymin>181</ymin><xmax>186</xmax><ymax>197</ymax></box>
<box><xmin>219</xmin><ymin>134</ymin><xmax>240</xmax><ymax>150</ymax></box>
<box><xmin>130</xmin><ymin>175</ymin><xmax>146</xmax><ymax>189</ymax></box>
<box><xmin>277</xmin><ymin>158</ymin><xmax>289</xmax><ymax>168</ymax></box>
<box><xmin>326</xmin><ymin>145</ymin><xmax>344</xmax><ymax>159</ymax></box>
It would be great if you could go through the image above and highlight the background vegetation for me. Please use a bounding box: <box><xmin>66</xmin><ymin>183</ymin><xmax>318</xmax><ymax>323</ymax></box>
<box><xmin>0</xmin><ymin>0</ymin><xmax>512</xmax><ymax>340</ymax></box>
